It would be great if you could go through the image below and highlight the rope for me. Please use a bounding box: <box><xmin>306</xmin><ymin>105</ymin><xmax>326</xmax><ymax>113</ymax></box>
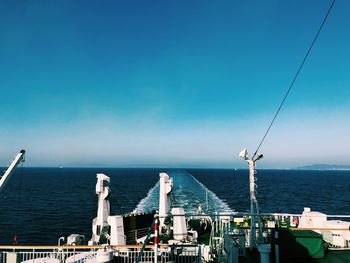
<box><xmin>252</xmin><ymin>0</ymin><xmax>336</xmax><ymax>159</ymax></box>
<box><xmin>135</xmin><ymin>216</ymin><xmax>157</xmax><ymax>263</ymax></box>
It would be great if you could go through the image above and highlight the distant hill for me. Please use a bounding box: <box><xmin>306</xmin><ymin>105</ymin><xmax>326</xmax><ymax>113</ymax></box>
<box><xmin>296</xmin><ymin>164</ymin><xmax>350</xmax><ymax>170</ymax></box>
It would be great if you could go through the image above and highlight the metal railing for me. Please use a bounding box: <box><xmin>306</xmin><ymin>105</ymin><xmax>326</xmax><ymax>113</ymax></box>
<box><xmin>0</xmin><ymin>245</ymin><xmax>202</xmax><ymax>263</ymax></box>
<box><xmin>124</xmin><ymin>227</ymin><xmax>152</xmax><ymax>244</ymax></box>
<box><xmin>0</xmin><ymin>248</ymin><xmax>97</xmax><ymax>263</ymax></box>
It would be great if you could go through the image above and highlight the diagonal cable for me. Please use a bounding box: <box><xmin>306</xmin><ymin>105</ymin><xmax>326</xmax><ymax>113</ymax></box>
<box><xmin>253</xmin><ymin>0</ymin><xmax>336</xmax><ymax>159</ymax></box>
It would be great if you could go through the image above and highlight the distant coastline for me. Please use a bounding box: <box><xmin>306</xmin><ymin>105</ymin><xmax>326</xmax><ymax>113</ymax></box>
<box><xmin>296</xmin><ymin>164</ymin><xmax>350</xmax><ymax>171</ymax></box>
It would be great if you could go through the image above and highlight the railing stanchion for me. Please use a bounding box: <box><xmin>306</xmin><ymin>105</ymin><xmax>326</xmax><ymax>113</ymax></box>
<box><xmin>154</xmin><ymin>212</ymin><xmax>159</xmax><ymax>263</ymax></box>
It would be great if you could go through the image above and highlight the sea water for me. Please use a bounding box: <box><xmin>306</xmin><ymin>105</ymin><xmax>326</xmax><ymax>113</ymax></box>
<box><xmin>0</xmin><ymin>167</ymin><xmax>349</xmax><ymax>245</ymax></box>
<box><xmin>134</xmin><ymin>170</ymin><xmax>231</xmax><ymax>213</ymax></box>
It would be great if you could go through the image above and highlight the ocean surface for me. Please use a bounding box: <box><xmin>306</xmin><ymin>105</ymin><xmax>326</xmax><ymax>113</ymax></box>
<box><xmin>0</xmin><ymin>167</ymin><xmax>349</xmax><ymax>245</ymax></box>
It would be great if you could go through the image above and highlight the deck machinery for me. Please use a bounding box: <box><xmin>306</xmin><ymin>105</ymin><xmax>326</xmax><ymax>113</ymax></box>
<box><xmin>0</xmin><ymin>149</ymin><xmax>25</xmax><ymax>192</ymax></box>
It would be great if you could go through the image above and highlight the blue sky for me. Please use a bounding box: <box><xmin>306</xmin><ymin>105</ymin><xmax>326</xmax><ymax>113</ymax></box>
<box><xmin>0</xmin><ymin>0</ymin><xmax>349</xmax><ymax>168</ymax></box>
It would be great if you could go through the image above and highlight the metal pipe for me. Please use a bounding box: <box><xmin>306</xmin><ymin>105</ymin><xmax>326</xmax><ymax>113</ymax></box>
<box><xmin>154</xmin><ymin>213</ymin><xmax>159</xmax><ymax>263</ymax></box>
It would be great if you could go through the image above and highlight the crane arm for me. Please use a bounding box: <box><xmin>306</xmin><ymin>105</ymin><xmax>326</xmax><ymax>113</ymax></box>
<box><xmin>0</xmin><ymin>149</ymin><xmax>25</xmax><ymax>192</ymax></box>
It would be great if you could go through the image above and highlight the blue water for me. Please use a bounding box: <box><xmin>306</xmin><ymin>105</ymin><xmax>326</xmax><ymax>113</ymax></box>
<box><xmin>0</xmin><ymin>167</ymin><xmax>349</xmax><ymax>245</ymax></box>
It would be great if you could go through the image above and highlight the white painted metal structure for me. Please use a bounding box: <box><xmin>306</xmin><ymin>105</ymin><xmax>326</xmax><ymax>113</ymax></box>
<box><xmin>299</xmin><ymin>207</ymin><xmax>350</xmax><ymax>248</ymax></box>
<box><xmin>239</xmin><ymin>148</ymin><xmax>263</xmax><ymax>248</ymax></box>
<box><xmin>298</xmin><ymin>207</ymin><xmax>327</xmax><ymax>233</ymax></box>
<box><xmin>158</xmin><ymin>172</ymin><xmax>173</xmax><ymax>227</ymax></box>
<box><xmin>0</xmin><ymin>149</ymin><xmax>25</xmax><ymax>192</ymax></box>
<box><xmin>171</xmin><ymin>207</ymin><xmax>188</xmax><ymax>241</ymax></box>
<box><xmin>96</xmin><ymin>248</ymin><xmax>114</xmax><ymax>263</ymax></box>
<box><xmin>0</xmin><ymin>245</ymin><xmax>201</xmax><ymax>263</ymax></box>
<box><xmin>91</xmin><ymin>174</ymin><xmax>111</xmax><ymax>244</ymax></box>
<box><xmin>107</xmin><ymin>215</ymin><xmax>126</xmax><ymax>245</ymax></box>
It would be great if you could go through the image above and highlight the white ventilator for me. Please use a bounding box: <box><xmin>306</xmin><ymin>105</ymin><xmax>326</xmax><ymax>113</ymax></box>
<box><xmin>159</xmin><ymin>173</ymin><xmax>173</xmax><ymax>227</ymax></box>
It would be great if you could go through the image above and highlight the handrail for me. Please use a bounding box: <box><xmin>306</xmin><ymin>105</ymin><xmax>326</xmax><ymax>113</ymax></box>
<box><xmin>0</xmin><ymin>245</ymin><xmax>166</xmax><ymax>250</ymax></box>
<box><xmin>227</xmin><ymin>227</ymin><xmax>350</xmax><ymax>231</ymax></box>
<box><xmin>167</xmin><ymin>212</ymin><xmax>350</xmax><ymax>218</ymax></box>
<box><xmin>289</xmin><ymin>227</ymin><xmax>350</xmax><ymax>231</ymax></box>
<box><xmin>0</xmin><ymin>244</ymin><xmax>203</xmax><ymax>250</ymax></box>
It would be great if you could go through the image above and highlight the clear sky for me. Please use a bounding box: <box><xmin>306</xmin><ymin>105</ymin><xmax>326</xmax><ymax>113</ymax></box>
<box><xmin>0</xmin><ymin>0</ymin><xmax>349</xmax><ymax>168</ymax></box>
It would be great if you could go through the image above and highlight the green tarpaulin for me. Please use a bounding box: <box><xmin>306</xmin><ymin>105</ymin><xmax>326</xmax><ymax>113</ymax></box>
<box><xmin>276</xmin><ymin>229</ymin><xmax>324</xmax><ymax>259</ymax></box>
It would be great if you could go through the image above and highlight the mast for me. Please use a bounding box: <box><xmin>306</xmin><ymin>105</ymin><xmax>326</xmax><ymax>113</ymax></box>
<box><xmin>239</xmin><ymin>148</ymin><xmax>263</xmax><ymax>249</ymax></box>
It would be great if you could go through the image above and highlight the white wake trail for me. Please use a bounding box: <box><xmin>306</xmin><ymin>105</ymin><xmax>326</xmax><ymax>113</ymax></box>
<box><xmin>134</xmin><ymin>171</ymin><xmax>232</xmax><ymax>213</ymax></box>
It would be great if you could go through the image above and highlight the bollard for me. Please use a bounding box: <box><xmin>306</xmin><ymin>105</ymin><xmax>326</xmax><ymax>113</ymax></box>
<box><xmin>6</xmin><ymin>252</ymin><xmax>20</xmax><ymax>263</ymax></box>
<box><xmin>257</xmin><ymin>245</ymin><xmax>271</xmax><ymax>263</ymax></box>
<box><xmin>96</xmin><ymin>248</ymin><xmax>113</xmax><ymax>263</ymax></box>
